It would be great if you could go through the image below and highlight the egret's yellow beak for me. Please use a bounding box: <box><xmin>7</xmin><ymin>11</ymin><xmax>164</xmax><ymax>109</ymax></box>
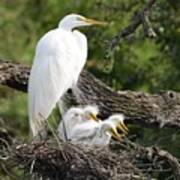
<box><xmin>88</xmin><ymin>113</ymin><xmax>99</xmax><ymax>122</ymax></box>
<box><xmin>117</xmin><ymin>122</ymin><xmax>129</xmax><ymax>134</ymax></box>
<box><xmin>109</xmin><ymin>128</ymin><xmax>121</xmax><ymax>140</ymax></box>
<box><xmin>83</xmin><ymin>18</ymin><xmax>107</xmax><ymax>26</ymax></box>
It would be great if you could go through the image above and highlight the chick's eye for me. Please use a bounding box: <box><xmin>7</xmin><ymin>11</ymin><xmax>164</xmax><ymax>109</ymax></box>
<box><xmin>74</xmin><ymin>113</ymin><xmax>79</xmax><ymax>117</ymax></box>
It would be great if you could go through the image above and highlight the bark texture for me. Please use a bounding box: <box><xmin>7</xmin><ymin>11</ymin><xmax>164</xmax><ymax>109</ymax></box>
<box><xmin>1</xmin><ymin>60</ymin><xmax>180</xmax><ymax>129</ymax></box>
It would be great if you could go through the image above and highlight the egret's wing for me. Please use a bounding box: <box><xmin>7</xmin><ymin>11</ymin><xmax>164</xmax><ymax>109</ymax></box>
<box><xmin>71</xmin><ymin>30</ymin><xmax>87</xmax><ymax>85</ymax></box>
<box><xmin>69</xmin><ymin>122</ymin><xmax>98</xmax><ymax>143</ymax></box>
<box><xmin>73</xmin><ymin>30</ymin><xmax>87</xmax><ymax>63</ymax></box>
<box><xmin>58</xmin><ymin>30</ymin><xmax>87</xmax><ymax>115</ymax></box>
<box><xmin>89</xmin><ymin>122</ymin><xmax>111</xmax><ymax>147</ymax></box>
<box><xmin>28</xmin><ymin>29</ymin><xmax>77</xmax><ymax>136</ymax></box>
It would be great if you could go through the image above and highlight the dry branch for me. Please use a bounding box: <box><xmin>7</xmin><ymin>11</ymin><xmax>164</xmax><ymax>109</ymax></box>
<box><xmin>1</xmin><ymin>60</ymin><xmax>180</xmax><ymax>129</ymax></box>
<box><xmin>108</xmin><ymin>0</ymin><xmax>157</xmax><ymax>51</ymax></box>
<box><xmin>135</xmin><ymin>145</ymin><xmax>180</xmax><ymax>180</ymax></box>
<box><xmin>147</xmin><ymin>147</ymin><xmax>180</xmax><ymax>179</ymax></box>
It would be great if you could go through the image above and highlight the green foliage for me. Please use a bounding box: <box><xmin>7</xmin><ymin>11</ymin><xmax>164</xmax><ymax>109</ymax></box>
<box><xmin>0</xmin><ymin>0</ymin><xmax>179</xmax><ymax>178</ymax></box>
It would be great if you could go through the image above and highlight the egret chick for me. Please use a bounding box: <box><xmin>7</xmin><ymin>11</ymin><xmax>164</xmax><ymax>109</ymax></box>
<box><xmin>58</xmin><ymin>107</ymin><xmax>83</xmax><ymax>141</ymax></box>
<box><xmin>90</xmin><ymin>121</ymin><xmax>120</xmax><ymax>147</ymax></box>
<box><xmin>58</xmin><ymin>106</ymin><xmax>99</xmax><ymax>141</ymax></box>
<box><xmin>83</xmin><ymin>105</ymin><xmax>99</xmax><ymax>121</ymax></box>
<box><xmin>106</xmin><ymin>114</ymin><xmax>128</xmax><ymax>135</ymax></box>
<box><xmin>90</xmin><ymin>115</ymin><xmax>127</xmax><ymax>147</ymax></box>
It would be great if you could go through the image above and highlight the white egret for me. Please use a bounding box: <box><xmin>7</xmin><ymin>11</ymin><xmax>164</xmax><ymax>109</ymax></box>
<box><xmin>58</xmin><ymin>106</ymin><xmax>128</xmax><ymax>147</ymax></box>
<box><xmin>28</xmin><ymin>14</ymin><xmax>106</xmax><ymax>137</ymax></box>
<box><xmin>90</xmin><ymin>114</ymin><xmax>128</xmax><ymax>147</ymax></box>
<box><xmin>58</xmin><ymin>106</ymin><xmax>99</xmax><ymax>141</ymax></box>
<box><xmin>106</xmin><ymin>114</ymin><xmax>128</xmax><ymax>135</ymax></box>
<box><xmin>83</xmin><ymin>105</ymin><xmax>99</xmax><ymax>121</ymax></box>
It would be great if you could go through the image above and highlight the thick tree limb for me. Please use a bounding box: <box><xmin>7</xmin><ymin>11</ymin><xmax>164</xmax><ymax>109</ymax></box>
<box><xmin>0</xmin><ymin>60</ymin><xmax>29</xmax><ymax>92</ymax></box>
<box><xmin>0</xmin><ymin>60</ymin><xmax>180</xmax><ymax>129</ymax></box>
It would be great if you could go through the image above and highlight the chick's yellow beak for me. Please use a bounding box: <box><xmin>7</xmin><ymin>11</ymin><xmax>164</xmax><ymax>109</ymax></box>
<box><xmin>109</xmin><ymin>128</ymin><xmax>121</xmax><ymax>140</ymax></box>
<box><xmin>117</xmin><ymin>122</ymin><xmax>129</xmax><ymax>134</ymax></box>
<box><xmin>89</xmin><ymin>113</ymin><xmax>99</xmax><ymax>122</ymax></box>
<box><xmin>83</xmin><ymin>18</ymin><xmax>107</xmax><ymax>26</ymax></box>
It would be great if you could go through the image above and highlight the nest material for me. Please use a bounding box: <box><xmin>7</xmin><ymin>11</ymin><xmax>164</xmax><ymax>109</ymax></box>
<box><xmin>12</xmin><ymin>140</ymin><xmax>143</xmax><ymax>180</ymax></box>
<box><xmin>0</xmin><ymin>130</ymin><xmax>179</xmax><ymax>180</ymax></box>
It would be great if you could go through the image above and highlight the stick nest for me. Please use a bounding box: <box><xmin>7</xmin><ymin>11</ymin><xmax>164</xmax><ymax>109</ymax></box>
<box><xmin>0</xmin><ymin>131</ymin><xmax>179</xmax><ymax>180</ymax></box>
<box><xmin>10</xmin><ymin>140</ymin><xmax>143</xmax><ymax>180</ymax></box>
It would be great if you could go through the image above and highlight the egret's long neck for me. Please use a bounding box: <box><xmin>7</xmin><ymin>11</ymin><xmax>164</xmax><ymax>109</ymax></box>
<box><xmin>58</xmin><ymin>21</ymin><xmax>75</xmax><ymax>31</ymax></box>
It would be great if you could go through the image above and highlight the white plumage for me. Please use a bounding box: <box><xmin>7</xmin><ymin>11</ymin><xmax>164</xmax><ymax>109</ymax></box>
<box><xmin>90</xmin><ymin>114</ymin><xmax>127</xmax><ymax>147</ymax></box>
<box><xmin>28</xmin><ymin>14</ymin><xmax>106</xmax><ymax>137</ymax></box>
<box><xmin>58</xmin><ymin>106</ymin><xmax>99</xmax><ymax>141</ymax></box>
<box><xmin>58</xmin><ymin>106</ymin><xmax>128</xmax><ymax>147</ymax></box>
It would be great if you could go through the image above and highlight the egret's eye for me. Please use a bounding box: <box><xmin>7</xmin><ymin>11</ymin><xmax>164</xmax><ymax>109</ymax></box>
<box><xmin>76</xmin><ymin>17</ymin><xmax>85</xmax><ymax>21</ymax></box>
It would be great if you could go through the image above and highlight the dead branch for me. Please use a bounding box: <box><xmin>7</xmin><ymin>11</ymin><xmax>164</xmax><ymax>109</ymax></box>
<box><xmin>147</xmin><ymin>147</ymin><xmax>180</xmax><ymax>179</ymax></box>
<box><xmin>0</xmin><ymin>60</ymin><xmax>29</xmax><ymax>92</ymax></box>
<box><xmin>1</xmin><ymin>60</ymin><xmax>180</xmax><ymax>129</ymax></box>
<box><xmin>108</xmin><ymin>0</ymin><xmax>157</xmax><ymax>51</ymax></box>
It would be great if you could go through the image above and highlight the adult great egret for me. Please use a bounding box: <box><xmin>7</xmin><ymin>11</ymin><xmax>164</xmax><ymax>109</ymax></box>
<box><xmin>28</xmin><ymin>14</ymin><xmax>106</xmax><ymax>137</ymax></box>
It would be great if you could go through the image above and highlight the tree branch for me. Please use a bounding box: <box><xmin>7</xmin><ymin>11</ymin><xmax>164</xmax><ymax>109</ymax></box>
<box><xmin>137</xmin><ymin>146</ymin><xmax>180</xmax><ymax>179</ymax></box>
<box><xmin>0</xmin><ymin>60</ymin><xmax>29</xmax><ymax>92</ymax></box>
<box><xmin>108</xmin><ymin>0</ymin><xmax>157</xmax><ymax>51</ymax></box>
<box><xmin>1</xmin><ymin>60</ymin><xmax>180</xmax><ymax>129</ymax></box>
